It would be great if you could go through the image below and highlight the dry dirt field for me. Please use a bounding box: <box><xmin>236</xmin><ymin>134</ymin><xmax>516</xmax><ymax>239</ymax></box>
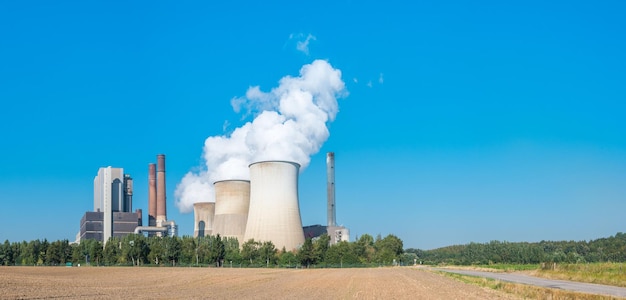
<box><xmin>0</xmin><ymin>266</ymin><xmax>520</xmax><ymax>299</ymax></box>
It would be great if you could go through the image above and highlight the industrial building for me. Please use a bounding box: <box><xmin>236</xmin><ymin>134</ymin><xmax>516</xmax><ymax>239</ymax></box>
<box><xmin>79</xmin><ymin>211</ymin><xmax>142</xmax><ymax>242</ymax></box>
<box><xmin>192</xmin><ymin>152</ymin><xmax>349</xmax><ymax>251</ymax></box>
<box><xmin>78</xmin><ymin>166</ymin><xmax>140</xmax><ymax>244</ymax></box>
<box><xmin>78</xmin><ymin>154</ymin><xmax>177</xmax><ymax>244</ymax></box>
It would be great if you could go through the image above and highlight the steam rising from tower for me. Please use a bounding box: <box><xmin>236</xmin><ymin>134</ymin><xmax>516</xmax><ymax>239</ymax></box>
<box><xmin>175</xmin><ymin>60</ymin><xmax>346</xmax><ymax>212</ymax></box>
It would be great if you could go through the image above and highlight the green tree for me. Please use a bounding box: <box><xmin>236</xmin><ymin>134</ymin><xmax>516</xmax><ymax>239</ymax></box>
<box><xmin>11</xmin><ymin>242</ymin><xmax>21</xmax><ymax>266</ymax></box>
<box><xmin>122</xmin><ymin>234</ymin><xmax>148</xmax><ymax>266</ymax></box>
<box><xmin>194</xmin><ymin>236</ymin><xmax>212</xmax><ymax>265</ymax></box>
<box><xmin>163</xmin><ymin>236</ymin><xmax>182</xmax><ymax>266</ymax></box>
<box><xmin>45</xmin><ymin>240</ymin><xmax>62</xmax><ymax>265</ymax></box>
<box><xmin>180</xmin><ymin>236</ymin><xmax>197</xmax><ymax>265</ymax></box>
<box><xmin>103</xmin><ymin>238</ymin><xmax>121</xmax><ymax>265</ymax></box>
<box><xmin>314</xmin><ymin>234</ymin><xmax>330</xmax><ymax>264</ymax></box>
<box><xmin>374</xmin><ymin>234</ymin><xmax>403</xmax><ymax>265</ymax></box>
<box><xmin>278</xmin><ymin>248</ymin><xmax>297</xmax><ymax>267</ymax></box>
<box><xmin>37</xmin><ymin>239</ymin><xmax>49</xmax><ymax>265</ymax></box>
<box><xmin>354</xmin><ymin>234</ymin><xmax>375</xmax><ymax>264</ymax></box>
<box><xmin>223</xmin><ymin>237</ymin><xmax>241</xmax><ymax>267</ymax></box>
<box><xmin>88</xmin><ymin>240</ymin><xmax>104</xmax><ymax>266</ymax></box>
<box><xmin>22</xmin><ymin>239</ymin><xmax>43</xmax><ymax>265</ymax></box>
<box><xmin>148</xmin><ymin>237</ymin><xmax>165</xmax><ymax>265</ymax></box>
<box><xmin>298</xmin><ymin>238</ymin><xmax>316</xmax><ymax>268</ymax></box>
<box><xmin>214</xmin><ymin>235</ymin><xmax>225</xmax><ymax>267</ymax></box>
<box><xmin>241</xmin><ymin>239</ymin><xmax>261</xmax><ymax>266</ymax></box>
<box><xmin>0</xmin><ymin>240</ymin><xmax>13</xmax><ymax>266</ymax></box>
<box><xmin>259</xmin><ymin>241</ymin><xmax>277</xmax><ymax>267</ymax></box>
<box><xmin>400</xmin><ymin>252</ymin><xmax>418</xmax><ymax>266</ymax></box>
<box><xmin>71</xmin><ymin>244</ymin><xmax>83</xmax><ymax>265</ymax></box>
<box><xmin>325</xmin><ymin>241</ymin><xmax>358</xmax><ymax>266</ymax></box>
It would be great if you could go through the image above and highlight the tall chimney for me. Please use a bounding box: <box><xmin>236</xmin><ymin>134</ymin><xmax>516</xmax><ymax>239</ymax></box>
<box><xmin>148</xmin><ymin>163</ymin><xmax>157</xmax><ymax>227</ymax></box>
<box><xmin>156</xmin><ymin>154</ymin><xmax>167</xmax><ymax>226</ymax></box>
<box><xmin>327</xmin><ymin>152</ymin><xmax>336</xmax><ymax>227</ymax></box>
<box><xmin>124</xmin><ymin>174</ymin><xmax>133</xmax><ymax>213</ymax></box>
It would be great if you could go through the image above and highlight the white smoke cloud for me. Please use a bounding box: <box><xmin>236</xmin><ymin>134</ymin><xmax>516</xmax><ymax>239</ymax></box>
<box><xmin>291</xmin><ymin>33</ymin><xmax>316</xmax><ymax>55</ymax></box>
<box><xmin>175</xmin><ymin>59</ymin><xmax>346</xmax><ymax>213</ymax></box>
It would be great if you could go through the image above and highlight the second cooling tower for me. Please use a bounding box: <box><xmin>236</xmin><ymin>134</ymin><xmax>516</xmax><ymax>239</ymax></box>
<box><xmin>243</xmin><ymin>161</ymin><xmax>305</xmax><ymax>251</ymax></box>
<box><xmin>193</xmin><ymin>202</ymin><xmax>215</xmax><ymax>238</ymax></box>
<box><xmin>212</xmin><ymin>180</ymin><xmax>250</xmax><ymax>243</ymax></box>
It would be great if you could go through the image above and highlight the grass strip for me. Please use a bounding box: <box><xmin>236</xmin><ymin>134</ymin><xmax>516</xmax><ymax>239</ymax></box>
<box><xmin>440</xmin><ymin>271</ymin><xmax>623</xmax><ymax>300</ymax></box>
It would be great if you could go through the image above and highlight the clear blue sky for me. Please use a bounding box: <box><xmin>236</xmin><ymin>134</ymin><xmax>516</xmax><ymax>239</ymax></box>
<box><xmin>1</xmin><ymin>1</ymin><xmax>624</xmax><ymax>250</ymax></box>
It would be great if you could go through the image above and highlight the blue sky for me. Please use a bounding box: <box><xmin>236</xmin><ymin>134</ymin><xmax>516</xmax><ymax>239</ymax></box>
<box><xmin>0</xmin><ymin>1</ymin><xmax>624</xmax><ymax>249</ymax></box>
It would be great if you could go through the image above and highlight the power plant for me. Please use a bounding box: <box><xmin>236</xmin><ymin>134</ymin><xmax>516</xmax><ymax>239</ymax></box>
<box><xmin>77</xmin><ymin>154</ymin><xmax>177</xmax><ymax>245</ymax></box>
<box><xmin>193</xmin><ymin>152</ymin><xmax>349</xmax><ymax>250</ymax></box>
<box><xmin>78</xmin><ymin>151</ymin><xmax>347</xmax><ymax>250</ymax></box>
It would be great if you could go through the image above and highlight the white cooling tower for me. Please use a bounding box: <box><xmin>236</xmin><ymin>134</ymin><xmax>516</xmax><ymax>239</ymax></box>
<box><xmin>212</xmin><ymin>180</ymin><xmax>250</xmax><ymax>243</ymax></box>
<box><xmin>193</xmin><ymin>202</ymin><xmax>215</xmax><ymax>238</ymax></box>
<box><xmin>244</xmin><ymin>161</ymin><xmax>305</xmax><ymax>251</ymax></box>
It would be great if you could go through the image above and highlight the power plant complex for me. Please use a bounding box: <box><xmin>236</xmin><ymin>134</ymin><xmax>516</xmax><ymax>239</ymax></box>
<box><xmin>194</xmin><ymin>152</ymin><xmax>349</xmax><ymax>251</ymax></box>
<box><xmin>77</xmin><ymin>154</ymin><xmax>177</xmax><ymax>244</ymax></box>
<box><xmin>78</xmin><ymin>152</ymin><xmax>346</xmax><ymax>251</ymax></box>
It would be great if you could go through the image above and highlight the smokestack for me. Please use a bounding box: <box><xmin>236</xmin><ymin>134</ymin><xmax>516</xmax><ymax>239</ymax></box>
<box><xmin>327</xmin><ymin>152</ymin><xmax>336</xmax><ymax>227</ymax></box>
<box><xmin>156</xmin><ymin>154</ymin><xmax>167</xmax><ymax>225</ymax></box>
<box><xmin>148</xmin><ymin>163</ymin><xmax>157</xmax><ymax>227</ymax></box>
<box><xmin>244</xmin><ymin>161</ymin><xmax>304</xmax><ymax>251</ymax></box>
<box><xmin>136</xmin><ymin>209</ymin><xmax>143</xmax><ymax>226</ymax></box>
<box><xmin>124</xmin><ymin>174</ymin><xmax>133</xmax><ymax>213</ymax></box>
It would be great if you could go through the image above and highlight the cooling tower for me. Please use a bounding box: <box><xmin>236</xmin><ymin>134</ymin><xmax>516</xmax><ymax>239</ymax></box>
<box><xmin>244</xmin><ymin>161</ymin><xmax>304</xmax><ymax>251</ymax></box>
<box><xmin>148</xmin><ymin>163</ymin><xmax>157</xmax><ymax>227</ymax></box>
<box><xmin>156</xmin><ymin>154</ymin><xmax>166</xmax><ymax>225</ymax></box>
<box><xmin>193</xmin><ymin>202</ymin><xmax>215</xmax><ymax>238</ymax></box>
<box><xmin>212</xmin><ymin>180</ymin><xmax>250</xmax><ymax>243</ymax></box>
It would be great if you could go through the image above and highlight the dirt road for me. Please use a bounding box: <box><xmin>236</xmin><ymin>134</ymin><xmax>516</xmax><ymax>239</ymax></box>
<box><xmin>0</xmin><ymin>266</ymin><xmax>519</xmax><ymax>299</ymax></box>
<box><xmin>435</xmin><ymin>268</ymin><xmax>626</xmax><ymax>298</ymax></box>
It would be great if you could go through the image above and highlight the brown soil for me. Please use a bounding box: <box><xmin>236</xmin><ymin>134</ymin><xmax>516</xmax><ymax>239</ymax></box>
<box><xmin>0</xmin><ymin>266</ymin><xmax>520</xmax><ymax>299</ymax></box>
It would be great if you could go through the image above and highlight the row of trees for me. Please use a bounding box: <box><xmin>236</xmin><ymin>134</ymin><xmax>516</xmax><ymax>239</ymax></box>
<box><xmin>407</xmin><ymin>232</ymin><xmax>626</xmax><ymax>265</ymax></box>
<box><xmin>0</xmin><ymin>239</ymin><xmax>73</xmax><ymax>266</ymax></box>
<box><xmin>0</xmin><ymin>233</ymin><xmax>407</xmax><ymax>267</ymax></box>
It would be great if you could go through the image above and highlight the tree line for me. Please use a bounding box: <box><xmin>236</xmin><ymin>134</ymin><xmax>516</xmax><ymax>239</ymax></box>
<box><xmin>0</xmin><ymin>233</ymin><xmax>407</xmax><ymax>267</ymax></box>
<box><xmin>406</xmin><ymin>232</ymin><xmax>626</xmax><ymax>265</ymax></box>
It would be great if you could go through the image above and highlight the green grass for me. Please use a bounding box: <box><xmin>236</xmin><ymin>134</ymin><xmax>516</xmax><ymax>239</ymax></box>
<box><xmin>457</xmin><ymin>262</ymin><xmax>626</xmax><ymax>288</ymax></box>
<box><xmin>439</xmin><ymin>271</ymin><xmax>622</xmax><ymax>300</ymax></box>
<box><xmin>476</xmin><ymin>263</ymin><xmax>541</xmax><ymax>272</ymax></box>
<box><xmin>535</xmin><ymin>262</ymin><xmax>626</xmax><ymax>288</ymax></box>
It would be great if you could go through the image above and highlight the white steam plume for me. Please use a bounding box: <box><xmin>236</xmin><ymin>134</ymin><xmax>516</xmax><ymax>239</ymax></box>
<box><xmin>175</xmin><ymin>59</ymin><xmax>346</xmax><ymax>213</ymax></box>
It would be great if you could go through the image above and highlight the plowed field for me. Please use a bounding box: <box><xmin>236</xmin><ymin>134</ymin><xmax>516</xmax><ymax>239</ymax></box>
<box><xmin>0</xmin><ymin>266</ymin><xmax>519</xmax><ymax>299</ymax></box>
